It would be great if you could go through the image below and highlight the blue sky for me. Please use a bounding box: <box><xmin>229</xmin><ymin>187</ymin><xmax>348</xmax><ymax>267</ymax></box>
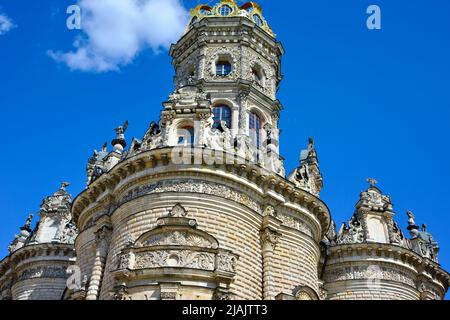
<box><xmin>1</xmin><ymin>0</ymin><xmax>449</xmax><ymax>282</ymax></box>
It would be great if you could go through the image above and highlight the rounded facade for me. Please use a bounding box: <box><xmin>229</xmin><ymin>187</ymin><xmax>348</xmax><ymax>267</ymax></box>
<box><xmin>73</xmin><ymin>148</ymin><xmax>330</xmax><ymax>300</ymax></box>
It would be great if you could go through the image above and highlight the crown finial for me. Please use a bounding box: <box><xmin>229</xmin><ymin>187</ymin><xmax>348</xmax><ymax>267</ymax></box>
<box><xmin>366</xmin><ymin>178</ymin><xmax>378</xmax><ymax>187</ymax></box>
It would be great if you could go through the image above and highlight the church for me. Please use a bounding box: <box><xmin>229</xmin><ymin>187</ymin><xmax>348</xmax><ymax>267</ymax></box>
<box><xmin>0</xmin><ymin>0</ymin><xmax>448</xmax><ymax>300</ymax></box>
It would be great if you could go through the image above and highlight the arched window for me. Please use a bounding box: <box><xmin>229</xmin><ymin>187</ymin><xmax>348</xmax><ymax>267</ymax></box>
<box><xmin>213</xmin><ymin>105</ymin><xmax>232</xmax><ymax>129</ymax></box>
<box><xmin>219</xmin><ymin>5</ymin><xmax>233</xmax><ymax>16</ymax></box>
<box><xmin>249</xmin><ymin>112</ymin><xmax>262</xmax><ymax>148</ymax></box>
<box><xmin>216</xmin><ymin>60</ymin><xmax>232</xmax><ymax>77</ymax></box>
<box><xmin>177</xmin><ymin>126</ymin><xmax>195</xmax><ymax>146</ymax></box>
<box><xmin>253</xmin><ymin>14</ymin><xmax>263</xmax><ymax>27</ymax></box>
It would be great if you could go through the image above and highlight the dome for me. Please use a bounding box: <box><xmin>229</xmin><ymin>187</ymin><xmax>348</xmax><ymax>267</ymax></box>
<box><xmin>188</xmin><ymin>0</ymin><xmax>275</xmax><ymax>37</ymax></box>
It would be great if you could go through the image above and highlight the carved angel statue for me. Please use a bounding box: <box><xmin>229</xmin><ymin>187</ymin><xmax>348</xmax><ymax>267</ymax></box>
<box><xmin>406</xmin><ymin>210</ymin><xmax>417</xmax><ymax>227</ymax></box>
<box><xmin>307</xmin><ymin>137</ymin><xmax>317</xmax><ymax>159</ymax></box>
<box><xmin>114</xmin><ymin>121</ymin><xmax>129</xmax><ymax>139</ymax></box>
<box><xmin>23</xmin><ymin>213</ymin><xmax>33</xmax><ymax>230</ymax></box>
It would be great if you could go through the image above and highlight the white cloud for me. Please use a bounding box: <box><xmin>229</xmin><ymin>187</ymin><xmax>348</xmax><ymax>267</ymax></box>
<box><xmin>48</xmin><ymin>0</ymin><xmax>190</xmax><ymax>72</ymax></box>
<box><xmin>0</xmin><ymin>13</ymin><xmax>15</xmax><ymax>35</ymax></box>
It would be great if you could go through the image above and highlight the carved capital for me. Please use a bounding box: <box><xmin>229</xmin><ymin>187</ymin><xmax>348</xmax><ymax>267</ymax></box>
<box><xmin>260</xmin><ymin>228</ymin><xmax>281</xmax><ymax>251</ymax></box>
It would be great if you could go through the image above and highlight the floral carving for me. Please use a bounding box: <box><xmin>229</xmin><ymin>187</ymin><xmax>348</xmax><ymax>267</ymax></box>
<box><xmin>134</xmin><ymin>250</ymin><xmax>215</xmax><ymax>271</ymax></box>
<box><xmin>118</xmin><ymin>180</ymin><xmax>262</xmax><ymax>214</ymax></box>
<box><xmin>324</xmin><ymin>265</ymin><xmax>415</xmax><ymax>288</ymax></box>
<box><xmin>145</xmin><ymin>231</ymin><xmax>216</xmax><ymax>249</ymax></box>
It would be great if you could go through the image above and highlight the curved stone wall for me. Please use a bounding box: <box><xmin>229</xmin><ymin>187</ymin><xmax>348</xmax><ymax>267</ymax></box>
<box><xmin>323</xmin><ymin>244</ymin><xmax>448</xmax><ymax>300</ymax></box>
<box><xmin>72</xmin><ymin>149</ymin><xmax>330</xmax><ymax>300</ymax></box>
<box><xmin>8</xmin><ymin>245</ymin><xmax>75</xmax><ymax>300</ymax></box>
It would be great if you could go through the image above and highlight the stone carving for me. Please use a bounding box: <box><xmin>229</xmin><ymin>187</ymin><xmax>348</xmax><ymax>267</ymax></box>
<box><xmin>169</xmin><ymin>204</ymin><xmax>188</xmax><ymax>218</ymax></box>
<box><xmin>118</xmin><ymin>251</ymin><xmax>132</xmax><ymax>269</ymax></box>
<box><xmin>213</xmin><ymin>288</ymin><xmax>231</xmax><ymax>300</ymax></box>
<box><xmin>263</xmin><ymin>205</ymin><xmax>275</xmax><ymax>217</ymax></box>
<box><xmin>288</xmin><ymin>138</ymin><xmax>323</xmax><ymax>196</ymax></box>
<box><xmin>140</xmin><ymin>121</ymin><xmax>163</xmax><ymax>152</ymax></box>
<box><xmin>160</xmin><ymin>292</ymin><xmax>177</xmax><ymax>300</ymax></box>
<box><xmin>205</xmin><ymin>46</ymin><xmax>241</xmax><ymax>81</ymax></box>
<box><xmin>336</xmin><ymin>214</ymin><xmax>364</xmax><ymax>245</ymax></box>
<box><xmin>111</xmin><ymin>121</ymin><xmax>128</xmax><ymax>153</ymax></box>
<box><xmin>275</xmin><ymin>214</ymin><xmax>313</xmax><ymax>237</ymax></box>
<box><xmin>168</xmin><ymin>89</ymin><xmax>208</xmax><ymax>104</ymax></box>
<box><xmin>8</xmin><ymin>214</ymin><xmax>33</xmax><ymax>253</ymax></box>
<box><xmin>118</xmin><ymin>180</ymin><xmax>262</xmax><ymax>214</ymax></box>
<box><xmin>325</xmin><ymin>265</ymin><xmax>416</xmax><ymax>288</ymax></box>
<box><xmin>242</xmin><ymin>47</ymin><xmax>276</xmax><ymax>98</ymax></box>
<box><xmin>87</xmin><ymin>143</ymin><xmax>109</xmax><ymax>185</ymax></box>
<box><xmin>134</xmin><ymin>250</ymin><xmax>215</xmax><ymax>271</ymax></box>
<box><xmin>56</xmin><ymin>220</ymin><xmax>78</xmax><ymax>244</ymax></box>
<box><xmin>39</xmin><ymin>182</ymin><xmax>72</xmax><ymax>219</ymax></box>
<box><xmin>145</xmin><ymin>231</ymin><xmax>215</xmax><ymax>249</ymax></box>
<box><xmin>203</xmin><ymin>119</ymin><xmax>233</xmax><ymax>152</ymax></box>
<box><xmin>260</xmin><ymin>228</ymin><xmax>281</xmax><ymax>251</ymax></box>
<box><xmin>17</xmin><ymin>266</ymin><xmax>68</xmax><ymax>282</ymax></box>
<box><xmin>175</xmin><ymin>55</ymin><xmax>199</xmax><ymax>88</ymax></box>
<box><xmin>216</xmin><ymin>252</ymin><xmax>238</xmax><ymax>273</ymax></box>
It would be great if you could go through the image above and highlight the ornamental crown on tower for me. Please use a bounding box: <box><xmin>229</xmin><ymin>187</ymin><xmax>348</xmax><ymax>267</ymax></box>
<box><xmin>189</xmin><ymin>0</ymin><xmax>275</xmax><ymax>37</ymax></box>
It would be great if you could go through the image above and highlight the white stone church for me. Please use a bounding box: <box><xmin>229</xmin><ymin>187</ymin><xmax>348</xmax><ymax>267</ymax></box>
<box><xmin>1</xmin><ymin>0</ymin><xmax>448</xmax><ymax>300</ymax></box>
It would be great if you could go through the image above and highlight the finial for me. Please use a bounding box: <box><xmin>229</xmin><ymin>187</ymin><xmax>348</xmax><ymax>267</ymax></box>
<box><xmin>308</xmin><ymin>137</ymin><xmax>314</xmax><ymax>149</ymax></box>
<box><xmin>102</xmin><ymin>142</ymin><xmax>108</xmax><ymax>152</ymax></box>
<box><xmin>112</xmin><ymin>120</ymin><xmax>129</xmax><ymax>152</ymax></box>
<box><xmin>61</xmin><ymin>182</ymin><xmax>70</xmax><ymax>191</ymax></box>
<box><xmin>24</xmin><ymin>213</ymin><xmax>33</xmax><ymax>230</ymax></box>
<box><xmin>114</xmin><ymin>120</ymin><xmax>129</xmax><ymax>137</ymax></box>
<box><xmin>406</xmin><ymin>210</ymin><xmax>419</xmax><ymax>231</ymax></box>
<box><xmin>366</xmin><ymin>178</ymin><xmax>378</xmax><ymax>187</ymax></box>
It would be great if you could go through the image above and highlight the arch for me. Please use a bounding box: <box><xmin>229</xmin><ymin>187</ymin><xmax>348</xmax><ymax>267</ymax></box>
<box><xmin>171</xmin><ymin>119</ymin><xmax>195</xmax><ymax>147</ymax></box>
<box><xmin>293</xmin><ymin>285</ymin><xmax>320</xmax><ymax>300</ymax></box>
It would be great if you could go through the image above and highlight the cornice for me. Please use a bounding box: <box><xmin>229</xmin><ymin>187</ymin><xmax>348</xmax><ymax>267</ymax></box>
<box><xmin>9</xmin><ymin>243</ymin><xmax>76</xmax><ymax>268</ymax></box>
<box><xmin>170</xmin><ymin>18</ymin><xmax>281</xmax><ymax>61</ymax></box>
<box><xmin>72</xmin><ymin>147</ymin><xmax>331</xmax><ymax>238</ymax></box>
<box><xmin>326</xmin><ymin>242</ymin><xmax>450</xmax><ymax>289</ymax></box>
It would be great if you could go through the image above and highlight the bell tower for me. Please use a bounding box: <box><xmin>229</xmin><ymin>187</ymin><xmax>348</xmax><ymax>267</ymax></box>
<box><xmin>161</xmin><ymin>0</ymin><xmax>285</xmax><ymax>175</ymax></box>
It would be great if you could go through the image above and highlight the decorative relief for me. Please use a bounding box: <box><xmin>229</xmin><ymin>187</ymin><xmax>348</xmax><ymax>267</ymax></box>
<box><xmin>134</xmin><ymin>250</ymin><xmax>215</xmax><ymax>271</ymax></box>
<box><xmin>17</xmin><ymin>266</ymin><xmax>68</xmax><ymax>282</ymax></box>
<box><xmin>336</xmin><ymin>214</ymin><xmax>364</xmax><ymax>245</ymax></box>
<box><xmin>145</xmin><ymin>231</ymin><xmax>216</xmax><ymax>249</ymax></box>
<box><xmin>242</xmin><ymin>47</ymin><xmax>276</xmax><ymax>98</ymax></box>
<box><xmin>216</xmin><ymin>252</ymin><xmax>238</xmax><ymax>273</ymax></box>
<box><xmin>175</xmin><ymin>55</ymin><xmax>199</xmax><ymax>88</ymax></box>
<box><xmin>325</xmin><ymin>265</ymin><xmax>415</xmax><ymax>288</ymax></box>
<box><xmin>275</xmin><ymin>214</ymin><xmax>313</xmax><ymax>237</ymax></box>
<box><xmin>260</xmin><ymin>228</ymin><xmax>281</xmax><ymax>251</ymax></box>
<box><xmin>205</xmin><ymin>46</ymin><xmax>241</xmax><ymax>81</ymax></box>
<box><xmin>118</xmin><ymin>179</ymin><xmax>262</xmax><ymax>214</ymax></box>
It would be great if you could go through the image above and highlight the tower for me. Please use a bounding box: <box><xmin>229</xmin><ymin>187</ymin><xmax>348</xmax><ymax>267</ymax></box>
<box><xmin>322</xmin><ymin>180</ymin><xmax>449</xmax><ymax>300</ymax></box>
<box><xmin>0</xmin><ymin>183</ymin><xmax>77</xmax><ymax>300</ymax></box>
<box><xmin>69</xmin><ymin>0</ymin><xmax>331</xmax><ymax>300</ymax></box>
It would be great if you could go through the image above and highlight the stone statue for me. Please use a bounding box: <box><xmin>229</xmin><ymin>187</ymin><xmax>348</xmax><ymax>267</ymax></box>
<box><xmin>406</xmin><ymin>210</ymin><xmax>418</xmax><ymax>228</ymax></box>
<box><xmin>114</xmin><ymin>121</ymin><xmax>129</xmax><ymax>140</ymax></box>
<box><xmin>24</xmin><ymin>214</ymin><xmax>33</xmax><ymax>230</ymax></box>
